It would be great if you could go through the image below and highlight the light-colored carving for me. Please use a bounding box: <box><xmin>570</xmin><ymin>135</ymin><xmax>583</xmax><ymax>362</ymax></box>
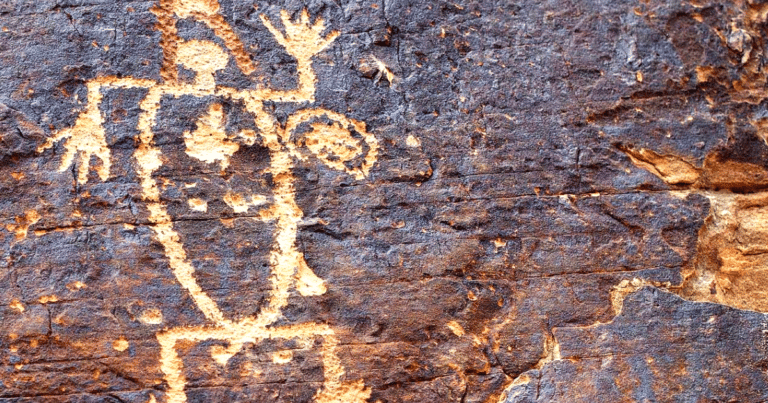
<box><xmin>222</xmin><ymin>192</ymin><xmax>266</xmax><ymax>214</ymax></box>
<box><xmin>38</xmin><ymin>295</ymin><xmax>59</xmax><ymax>304</ymax></box>
<box><xmin>66</xmin><ymin>281</ymin><xmax>87</xmax><ymax>291</ymax></box>
<box><xmin>43</xmin><ymin>3</ymin><xmax>377</xmax><ymax>402</ymax></box>
<box><xmin>139</xmin><ymin>308</ymin><xmax>165</xmax><ymax>325</ymax></box>
<box><xmin>38</xmin><ymin>77</ymin><xmax>155</xmax><ymax>184</ymax></box>
<box><xmin>112</xmin><ymin>337</ymin><xmax>130</xmax><ymax>352</ymax></box>
<box><xmin>151</xmin><ymin>0</ymin><xmax>255</xmax><ymax>80</ymax></box>
<box><xmin>406</xmin><ymin>134</ymin><xmax>421</xmax><ymax>148</ymax></box>
<box><xmin>183</xmin><ymin>103</ymin><xmax>239</xmax><ymax>169</ymax></box>
<box><xmin>6</xmin><ymin>210</ymin><xmax>40</xmax><ymax>240</ymax></box>
<box><xmin>446</xmin><ymin>320</ymin><xmax>465</xmax><ymax>337</ymax></box>
<box><xmin>186</xmin><ymin>198</ymin><xmax>207</xmax><ymax>212</ymax></box>
<box><xmin>9</xmin><ymin>299</ymin><xmax>25</xmax><ymax>313</ymax></box>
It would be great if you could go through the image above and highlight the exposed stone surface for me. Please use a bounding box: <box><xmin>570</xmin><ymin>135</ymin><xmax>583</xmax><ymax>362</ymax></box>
<box><xmin>1</xmin><ymin>0</ymin><xmax>768</xmax><ymax>402</ymax></box>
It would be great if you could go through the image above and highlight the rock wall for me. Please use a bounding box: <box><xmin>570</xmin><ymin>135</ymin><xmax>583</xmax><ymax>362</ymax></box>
<box><xmin>1</xmin><ymin>0</ymin><xmax>768</xmax><ymax>402</ymax></box>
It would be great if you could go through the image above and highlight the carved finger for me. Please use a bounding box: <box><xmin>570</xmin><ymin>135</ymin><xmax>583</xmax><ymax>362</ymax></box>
<box><xmin>279</xmin><ymin>10</ymin><xmax>297</xmax><ymax>31</ymax></box>
<box><xmin>310</xmin><ymin>16</ymin><xmax>327</xmax><ymax>35</ymax></box>
<box><xmin>38</xmin><ymin>127</ymin><xmax>71</xmax><ymax>152</ymax></box>
<box><xmin>95</xmin><ymin>148</ymin><xmax>111</xmax><ymax>181</ymax></box>
<box><xmin>259</xmin><ymin>14</ymin><xmax>288</xmax><ymax>48</ymax></box>
<box><xmin>76</xmin><ymin>150</ymin><xmax>90</xmax><ymax>184</ymax></box>
<box><xmin>319</xmin><ymin>30</ymin><xmax>340</xmax><ymax>52</ymax></box>
<box><xmin>57</xmin><ymin>134</ymin><xmax>77</xmax><ymax>173</ymax></box>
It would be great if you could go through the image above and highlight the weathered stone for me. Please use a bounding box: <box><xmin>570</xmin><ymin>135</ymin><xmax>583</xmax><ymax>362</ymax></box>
<box><xmin>2</xmin><ymin>0</ymin><xmax>768</xmax><ymax>402</ymax></box>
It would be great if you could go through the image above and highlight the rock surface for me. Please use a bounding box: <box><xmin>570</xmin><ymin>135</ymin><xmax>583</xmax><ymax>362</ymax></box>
<box><xmin>1</xmin><ymin>0</ymin><xmax>768</xmax><ymax>402</ymax></box>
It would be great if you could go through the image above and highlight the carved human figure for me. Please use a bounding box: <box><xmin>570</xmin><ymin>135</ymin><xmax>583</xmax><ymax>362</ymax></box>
<box><xmin>39</xmin><ymin>5</ymin><xmax>377</xmax><ymax>403</ymax></box>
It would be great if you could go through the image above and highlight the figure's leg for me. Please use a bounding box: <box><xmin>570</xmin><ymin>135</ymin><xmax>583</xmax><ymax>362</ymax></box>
<box><xmin>157</xmin><ymin>322</ymin><xmax>369</xmax><ymax>403</ymax></box>
<box><xmin>156</xmin><ymin>326</ymin><xmax>246</xmax><ymax>403</ymax></box>
<box><xmin>313</xmin><ymin>332</ymin><xmax>372</xmax><ymax>403</ymax></box>
<box><xmin>156</xmin><ymin>329</ymin><xmax>192</xmax><ymax>403</ymax></box>
<box><xmin>240</xmin><ymin>145</ymin><xmax>326</xmax><ymax>328</ymax></box>
<box><xmin>266</xmin><ymin>323</ymin><xmax>371</xmax><ymax>403</ymax></box>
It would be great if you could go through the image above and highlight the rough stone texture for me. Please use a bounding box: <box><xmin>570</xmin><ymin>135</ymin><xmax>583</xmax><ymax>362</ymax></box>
<box><xmin>1</xmin><ymin>0</ymin><xmax>768</xmax><ymax>402</ymax></box>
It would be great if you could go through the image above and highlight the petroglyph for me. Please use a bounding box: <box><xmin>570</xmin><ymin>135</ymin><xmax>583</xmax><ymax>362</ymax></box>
<box><xmin>139</xmin><ymin>308</ymin><xmax>165</xmax><ymax>325</ymax></box>
<box><xmin>406</xmin><ymin>134</ymin><xmax>421</xmax><ymax>148</ymax></box>
<box><xmin>6</xmin><ymin>210</ymin><xmax>40</xmax><ymax>240</ymax></box>
<box><xmin>112</xmin><ymin>337</ymin><xmax>130</xmax><ymax>352</ymax></box>
<box><xmin>151</xmin><ymin>0</ymin><xmax>256</xmax><ymax>80</ymax></box>
<box><xmin>223</xmin><ymin>192</ymin><xmax>267</xmax><ymax>214</ymax></box>
<box><xmin>38</xmin><ymin>77</ymin><xmax>155</xmax><ymax>184</ymax></box>
<box><xmin>183</xmin><ymin>103</ymin><xmax>239</xmax><ymax>169</ymax></box>
<box><xmin>9</xmin><ymin>299</ymin><xmax>24</xmax><ymax>313</ymax></box>
<box><xmin>41</xmin><ymin>3</ymin><xmax>377</xmax><ymax>402</ymax></box>
<box><xmin>187</xmin><ymin>198</ymin><xmax>207</xmax><ymax>212</ymax></box>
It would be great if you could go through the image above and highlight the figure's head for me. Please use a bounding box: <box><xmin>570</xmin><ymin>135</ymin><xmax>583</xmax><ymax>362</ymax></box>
<box><xmin>176</xmin><ymin>40</ymin><xmax>229</xmax><ymax>78</ymax></box>
<box><xmin>175</xmin><ymin>0</ymin><xmax>220</xmax><ymax>19</ymax></box>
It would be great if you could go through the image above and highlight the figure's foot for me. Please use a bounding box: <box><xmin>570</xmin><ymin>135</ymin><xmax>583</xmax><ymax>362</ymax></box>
<box><xmin>296</xmin><ymin>254</ymin><xmax>327</xmax><ymax>296</ymax></box>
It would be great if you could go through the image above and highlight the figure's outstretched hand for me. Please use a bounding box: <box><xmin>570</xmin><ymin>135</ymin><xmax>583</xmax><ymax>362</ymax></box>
<box><xmin>260</xmin><ymin>9</ymin><xmax>339</xmax><ymax>60</ymax></box>
<box><xmin>38</xmin><ymin>109</ymin><xmax>110</xmax><ymax>185</ymax></box>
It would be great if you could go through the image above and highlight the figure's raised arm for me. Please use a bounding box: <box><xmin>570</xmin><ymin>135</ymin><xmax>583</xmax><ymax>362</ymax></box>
<box><xmin>260</xmin><ymin>10</ymin><xmax>339</xmax><ymax>58</ymax></box>
<box><xmin>258</xmin><ymin>9</ymin><xmax>340</xmax><ymax>103</ymax></box>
